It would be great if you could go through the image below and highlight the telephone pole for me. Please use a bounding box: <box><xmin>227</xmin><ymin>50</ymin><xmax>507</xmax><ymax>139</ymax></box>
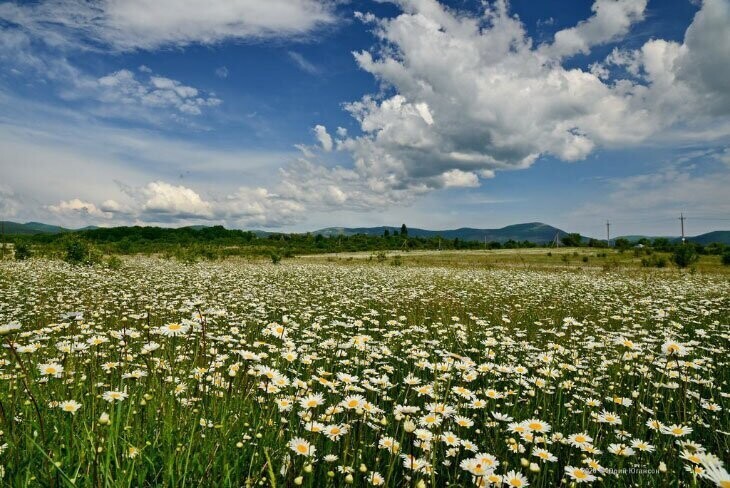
<box><xmin>679</xmin><ymin>213</ymin><xmax>686</xmax><ymax>243</ymax></box>
<box><xmin>606</xmin><ymin>220</ymin><xmax>611</xmax><ymax>247</ymax></box>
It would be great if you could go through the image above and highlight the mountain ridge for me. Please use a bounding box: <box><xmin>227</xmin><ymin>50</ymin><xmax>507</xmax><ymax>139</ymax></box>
<box><xmin>2</xmin><ymin>221</ymin><xmax>729</xmax><ymax>245</ymax></box>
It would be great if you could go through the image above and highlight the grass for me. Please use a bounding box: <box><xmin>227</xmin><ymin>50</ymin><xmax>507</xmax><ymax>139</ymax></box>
<box><xmin>0</xmin><ymin>255</ymin><xmax>728</xmax><ymax>487</ymax></box>
<box><xmin>301</xmin><ymin>247</ymin><xmax>730</xmax><ymax>274</ymax></box>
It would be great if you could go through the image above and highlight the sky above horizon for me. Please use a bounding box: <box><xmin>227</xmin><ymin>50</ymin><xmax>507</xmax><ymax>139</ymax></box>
<box><xmin>1</xmin><ymin>0</ymin><xmax>729</xmax><ymax>238</ymax></box>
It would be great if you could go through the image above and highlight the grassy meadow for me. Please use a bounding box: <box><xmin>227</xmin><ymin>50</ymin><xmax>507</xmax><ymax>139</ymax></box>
<box><xmin>0</xmin><ymin>253</ymin><xmax>728</xmax><ymax>486</ymax></box>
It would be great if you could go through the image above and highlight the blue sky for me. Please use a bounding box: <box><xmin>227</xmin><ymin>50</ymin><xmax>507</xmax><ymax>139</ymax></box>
<box><xmin>0</xmin><ymin>0</ymin><xmax>728</xmax><ymax>238</ymax></box>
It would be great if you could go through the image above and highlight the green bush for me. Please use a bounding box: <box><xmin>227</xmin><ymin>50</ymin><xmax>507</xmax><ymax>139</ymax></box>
<box><xmin>672</xmin><ymin>245</ymin><xmax>699</xmax><ymax>268</ymax></box>
<box><xmin>641</xmin><ymin>255</ymin><xmax>667</xmax><ymax>268</ymax></box>
<box><xmin>14</xmin><ymin>243</ymin><xmax>31</xmax><ymax>261</ymax></box>
<box><xmin>270</xmin><ymin>252</ymin><xmax>282</xmax><ymax>265</ymax></box>
<box><xmin>721</xmin><ymin>251</ymin><xmax>730</xmax><ymax>266</ymax></box>
<box><xmin>64</xmin><ymin>239</ymin><xmax>102</xmax><ymax>265</ymax></box>
<box><xmin>106</xmin><ymin>255</ymin><xmax>124</xmax><ymax>270</ymax></box>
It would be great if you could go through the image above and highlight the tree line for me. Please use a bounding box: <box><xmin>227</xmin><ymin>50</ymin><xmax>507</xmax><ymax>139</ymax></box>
<box><xmin>2</xmin><ymin>225</ymin><xmax>728</xmax><ymax>267</ymax></box>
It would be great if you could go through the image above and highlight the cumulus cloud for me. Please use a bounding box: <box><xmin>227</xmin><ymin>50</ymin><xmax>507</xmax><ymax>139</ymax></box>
<box><xmin>88</xmin><ymin>69</ymin><xmax>221</xmax><ymax>116</ymax></box>
<box><xmin>543</xmin><ymin>0</ymin><xmax>647</xmax><ymax>58</ymax></box>
<box><xmin>0</xmin><ymin>0</ymin><xmax>337</xmax><ymax>51</ymax></box>
<box><xmin>48</xmin><ymin>198</ymin><xmax>112</xmax><ymax>219</ymax></box>
<box><xmin>137</xmin><ymin>181</ymin><xmax>214</xmax><ymax>220</ymax></box>
<box><xmin>313</xmin><ymin>125</ymin><xmax>334</xmax><ymax>152</ymax></box>
<box><xmin>324</xmin><ymin>0</ymin><xmax>730</xmax><ymax>200</ymax></box>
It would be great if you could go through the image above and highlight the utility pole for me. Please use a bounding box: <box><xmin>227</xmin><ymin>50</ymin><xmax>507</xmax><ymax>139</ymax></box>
<box><xmin>679</xmin><ymin>213</ymin><xmax>686</xmax><ymax>243</ymax></box>
<box><xmin>606</xmin><ymin>220</ymin><xmax>611</xmax><ymax>247</ymax></box>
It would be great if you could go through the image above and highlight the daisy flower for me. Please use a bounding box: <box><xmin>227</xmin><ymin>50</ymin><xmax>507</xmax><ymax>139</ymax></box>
<box><xmin>565</xmin><ymin>466</ymin><xmax>597</xmax><ymax>483</ymax></box>
<box><xmin>59</xmin><ymin>400</ymin><xmax>81</xmax><ymax>414</ymax></box>
<box><xmin>158</xmin><ymin>322</ymin><xmax>189</xmax><ymax>337</ymax></box>
<box><xmin>661</xmin><ymin>424</ymin><xmax>693</xmax><ymax>437</ymax></box>
<box><xmin>38</xmin><ymin>363</ymin><xmax>63</xmax><ymax>376</ymax></box>
<box><xmin>502</xmin><ymin>470</ymin><xmax>529</xmax><ymax>487</ymax></box>
<box><xmin>288</xmin><ymin>437</ymin><xmax>315</xmax><ymax>457</ymax></box>
<box><xmin>102</xmin><ymin>390</ymin><xmax>129</xmax><ymax>402</ymax></box>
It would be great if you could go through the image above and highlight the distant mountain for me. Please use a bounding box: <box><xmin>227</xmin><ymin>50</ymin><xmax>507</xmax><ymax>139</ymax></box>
<box><xmin>688</xmin><ymin>231</ymin><xmax>730</xmax><ymax>245</ymax></box>
<box><xmin>3</xmin><ymin>220</ymin><xmax>728</xmax><ymax>245</ymax></box>
<box><xmin>314</xmin><ymin>222</ymin><xmax>568</xmax><ymax>244</ymax></box>
<box><xmin>0</xmin><ymin>221</ymin><xmax>69</xmax><ymax>235</ymax></box>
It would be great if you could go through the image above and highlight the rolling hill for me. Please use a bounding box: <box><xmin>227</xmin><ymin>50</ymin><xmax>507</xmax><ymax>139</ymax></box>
<box><xmin>0</xmin><ymin>221</ymin><xmax>69</xmax><ymax>235</ymax></box>
<box><xmin>2</xmin><ymin>220</ymin><xmax>728</xmax><ymax>245</ymax></box>
<box><xmin>313</xmin><ymin>222</ymin><xmax>568</xmax><ymax>243</ymax></box>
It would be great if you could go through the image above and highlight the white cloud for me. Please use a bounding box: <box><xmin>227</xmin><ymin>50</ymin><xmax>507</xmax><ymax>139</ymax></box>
<box><xmin>288</xmin><ymin>51</ymin><xmax>319</xmax><ymax>74</ymax></box>
<box><xmin>0</xmin><ymin>0</ymin><xmax>337</xmax><ymax>51</ymax></box>
<box><xmin>87</xmin><ymin>69</ymin><xmax>221</xmax><ymax>116</ymax></box>
<box><xmin>313</xmin><ymin>125</ymin><xmax>333</xmax><ymax>152</ymax></box>
<box><xmin>440</xmin><ymin>169</ymin><xmax>479</xmax><ymax>188</ymax></box>
<box><xmin>48</xmin><ymin>198</ymin><xmax>112</xmax><ymax>219</ymax></box>
<box><xmin>138</xmin><ymin>181</ymin><xmax>214</xmax><ymax>219</ymax></box>
<box><xmin>543</xmin><ymin>0</ymin><xmax>647</xmax><ymax>58</ymax></box>
<box><xmin>330</xmin><ymin>0</ymin><xmax>729</xmax><ymax>200</ymax></box>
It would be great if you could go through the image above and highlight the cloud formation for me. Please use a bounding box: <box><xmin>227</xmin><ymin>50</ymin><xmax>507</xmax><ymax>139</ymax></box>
<box><xmin>325</xmin><ymin>0</ymin><xmax>729</xmax><ymax>199</ymax></box>
<box><xmin>0</xmin><ymin>0</ymin><xmax>337</xmax><ymax>51</ymax></box>
<box><xmin>90</xmin><ymin>69</ymin><xmax>221</xmax><ymax>116</ymax></box>
<box><xmin>48</xmin><ymin>199</ymin><xmax>112</xmax><ymax>219</ymax></box>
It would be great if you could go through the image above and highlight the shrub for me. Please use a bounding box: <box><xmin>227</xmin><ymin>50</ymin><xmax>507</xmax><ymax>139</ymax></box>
<box><xmin>106</xmin><ymin>255</ymin><xmax>124</xmax><ymax>270</ymax></box>
<box><xmin>64</xmin><ymin>239</ymin><xmax>101</xmax><ymax>265</ymax></box>
<box><xmin>672</xmin><ymin>245</ymin><xmax>699</xmax><ymax>268</ymax></box>
<box><xmin>721</xmin><ymin>251</ymin><xmax>730</xmax><ymax>266</ymax></box>
<box><xmin>14</xmin><ymin>243</ymin><xmax>31</xmax><ymax>261</ymax></box>
<box><xmin>641</xmin><ymin>255</ymin><xmax>667</xmax><ymax>268</ymax></box>
<box><xmin>270</xmin><ymin>252</ymin><xmax>282</xmax><ymax>265</ymax></box>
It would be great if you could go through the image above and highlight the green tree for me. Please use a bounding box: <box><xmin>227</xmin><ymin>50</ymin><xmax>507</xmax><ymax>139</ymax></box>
<box><xmin>672</xmin><ymin>244</ymin><xmax>699</xmax><ymax>268</ymax></box>
<box><xmin>65</xmin><ymin>239</ymin><xmax>89</xmax><ymax>264</ymax></box>
<box><xmin>400</xmin><ymin>224</ymin><xmax>408</xmax><ymax>237</ymax></box>
<box><xmin>614</xmin><ymin>238</ymin><xmax>631</xmax><ymax>252</ymax></box>
<box><xmin>14</xmin><ymin>242</ymin><xmax>31</xmax><ymax>261</ymax></box>
<box><xmin>561</xmin><ymin>233</ymin><xmax>582</xmax><ymax>247</ymax></box>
